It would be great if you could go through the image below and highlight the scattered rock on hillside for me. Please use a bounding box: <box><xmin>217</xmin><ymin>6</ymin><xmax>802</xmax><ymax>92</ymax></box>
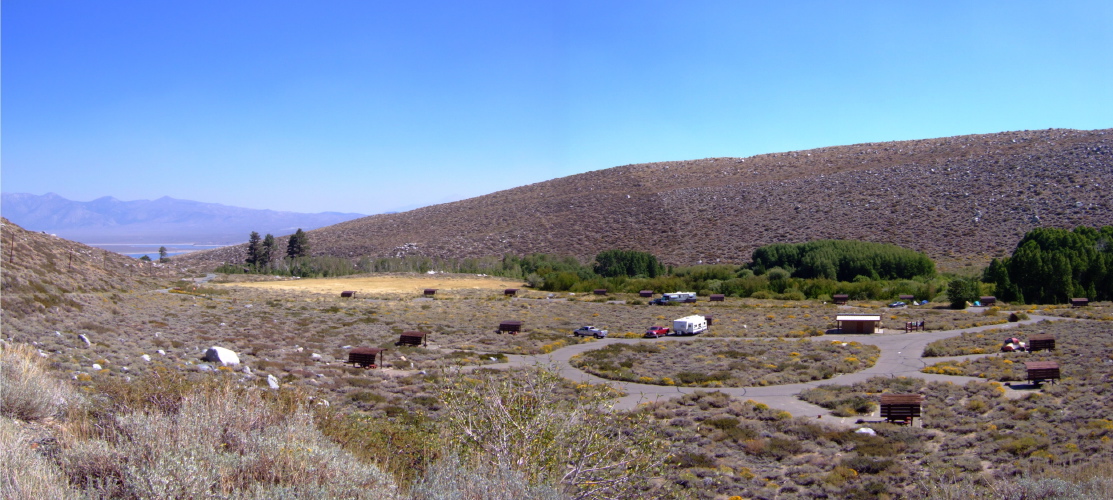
<box><xmin>204</xmin><ymin>346</ymin><xmax>240</xmax><ymax>366</ymax></box>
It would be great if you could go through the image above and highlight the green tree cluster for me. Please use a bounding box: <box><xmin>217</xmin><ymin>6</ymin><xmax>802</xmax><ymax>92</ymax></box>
<box><xmin>947</xmin><ymin>277</ymin><xmax>982</xmax><ymax>309</ymax></box>
<box><xmin>592</xmin><ymin>249</ymin><xmax>663</xmax><ymax>278</ymax></box>
<box><xmin>750</xmin><ymin>240</ymin><xmax>935</xmax><ymax>281</ymax></box>
<box><xmin>240</xmin><ymin>229</ymin><xmax>308</xmax><ymax>272</ymax></box>
<box><xmin>983</xmin><ymin>226</ymin><xmax>1113</xmax><ymax>304</ymax></box>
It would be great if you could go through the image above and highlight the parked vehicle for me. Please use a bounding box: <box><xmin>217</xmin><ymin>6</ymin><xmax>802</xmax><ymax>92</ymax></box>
<box><xmin>650</xmin><ymin>292</ymin><xmax>697</xmax><ymax>305</ymax></box>
<box><xmin>573</xmin><ymin>326</ymin><xmax>608</xmax><ymax>338</ymax></box>
<box><xmin>644</xmin><ymin>326</ymin><xmax>670</xmax><ymax>338</ymax></box>
<box><xmin>888</xmin><ymin>301</ymin><xmax>906</xmax><ymax>308</ymax></box>
<box><xmin>672</xmin><ymin>315</ymin><xmax>708</xmax><ymax>335</ymax></box>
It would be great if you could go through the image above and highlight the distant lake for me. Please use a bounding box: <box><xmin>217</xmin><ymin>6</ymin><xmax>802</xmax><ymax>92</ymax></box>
<box><xmin>88</xmin><ymin>243</ymin><xmax>228</xmax><ymax>260</ymax></box>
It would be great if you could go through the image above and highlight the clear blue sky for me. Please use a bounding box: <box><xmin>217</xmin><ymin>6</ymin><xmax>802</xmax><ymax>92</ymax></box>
<box><xmin>4</xmin><ymin>1</ymin><xmax>1111</xmax><ymax>214</ymax></box>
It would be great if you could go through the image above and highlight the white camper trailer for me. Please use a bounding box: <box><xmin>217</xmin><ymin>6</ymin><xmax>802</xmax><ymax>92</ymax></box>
<box><xmin>672</xmin><ymin>315</ymin><xmax>708</xmax><ymax>335</ymax></box>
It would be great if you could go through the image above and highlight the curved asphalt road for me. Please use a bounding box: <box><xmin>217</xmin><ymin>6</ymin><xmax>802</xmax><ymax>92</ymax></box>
<box><xmin>488</xmin><ymin>314</ymin><xmax>1067</xmax><ymax>426</ymax></box>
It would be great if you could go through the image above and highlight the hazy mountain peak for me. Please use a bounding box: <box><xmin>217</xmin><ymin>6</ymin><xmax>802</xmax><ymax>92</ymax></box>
<box><xmin>0</xmin><ymin>193</ymin><xmax>366</xmax><ymax>245</ymax></box>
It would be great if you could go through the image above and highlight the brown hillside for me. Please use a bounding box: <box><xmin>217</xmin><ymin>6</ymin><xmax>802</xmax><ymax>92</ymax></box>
<box><xmin>1</xmin><ymin>218</ymin><xmax>168</xmax><ymax>319</ymax></box>
<box><xmin>182</xmin><ymin>128</ymin><xmax>1113</xmax><ymax>269</ymax></box>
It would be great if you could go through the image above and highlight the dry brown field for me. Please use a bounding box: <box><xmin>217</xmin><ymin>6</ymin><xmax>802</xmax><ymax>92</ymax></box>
<box><xmin>216</xmin><ymin>273</ymin><xmax>527</xmax><ymax>297</ymax></box>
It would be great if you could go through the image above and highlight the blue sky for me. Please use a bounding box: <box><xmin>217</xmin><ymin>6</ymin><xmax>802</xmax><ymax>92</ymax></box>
<box><xmin>4</xmin><ymin>1</ymin><xmax>1111</xmax><ymax>214</ymax></box>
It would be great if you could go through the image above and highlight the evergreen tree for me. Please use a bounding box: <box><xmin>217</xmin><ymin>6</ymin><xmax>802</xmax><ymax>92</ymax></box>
<box><xmin>246</xmin><ymin>231</ymin><xmax>262</xmax><ymax>267</ymax></box>
<box><xmin>158</xmin><ymin>246</ymin><xmax>169</xmax><ymax>263</ymax></box>
<box><xmin>260</xmin><ymin>234</ymin><xmax>276</xmax><ymax>269</ymax></box>
<box><xmin>287</xmin><ymin>228</ymin><xmax>310</xmax><ymax>259</ymax></box>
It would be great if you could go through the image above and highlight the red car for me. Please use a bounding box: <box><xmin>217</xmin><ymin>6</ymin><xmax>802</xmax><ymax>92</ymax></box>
<box><xmin>644</xmin><ymin>326</ymin><xmax>670</xmax><ymax>338</ymax></box>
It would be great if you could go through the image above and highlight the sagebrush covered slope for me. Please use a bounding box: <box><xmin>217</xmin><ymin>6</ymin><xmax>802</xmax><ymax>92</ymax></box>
<box><xmin>184</xmin><ymin>128</ymin><xmax>1113</xmax><ymax>268</ymax></box>
<box><xmin>0</xmin><ymin>218</ymin><xmax>165</xmax><ymax>319</ymax></box>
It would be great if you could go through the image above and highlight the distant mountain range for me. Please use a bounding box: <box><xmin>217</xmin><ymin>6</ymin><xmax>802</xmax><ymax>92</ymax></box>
<box><xmin>179</xmin><ymin>128</ymin><xmax>1113</xmax><ymax>271</ymax></box>
<box><xmin>0</xmin><ymin>193</ymin><xmax>365</xmax><ymax>244</ymax></box>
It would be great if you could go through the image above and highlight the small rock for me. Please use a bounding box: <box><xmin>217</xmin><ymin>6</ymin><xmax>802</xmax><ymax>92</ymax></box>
<box><xmin>855</xmin><ymin>427</ymin><xmax>877</xmax><ymax>436</ymax></box>
<box><xmin>55</xmin><ymin>331</ymin><xmax>62</xmax><ymax>336</ymax></box>
<box><xmin>242</xmin><ymin>366</ymin><xmax>252</xmax><ymax>375</ymax></box>
<box><xmin>155</xmin><ymin>332</ymin><xmax>161</xmax><ymax>337</ymax></box>
<box><xmin>91</xmin><ymin>363</ymin><xmax>102</xmax><ymax>370</ymax></box>
<box><xmin>141</xmin><ymin>354</ymin><xmax>152</xmax><ymax>362</ymax></box>
<box><xmin>198</xmin><ymin>365</ymin><xmax>214</xmax><ymax>372</ymax></box>
<box><xmin>79</xmin><ymin>334</ymin><xmax>91</xmax><ymax>346</ymax></box>
<box><xmin>267</xmin><ymin>374</ymin><xmax>280</xmax><ymax>389</ymax></box>
<box><xmin>310</xmin><ymin>353</ymin><xmax>322</xmax><ymax>361</ymax></box>
<box><xmin>157</xmin><ymin>349</ymin><xmax>167</xmax><ymax>356</ymax></box>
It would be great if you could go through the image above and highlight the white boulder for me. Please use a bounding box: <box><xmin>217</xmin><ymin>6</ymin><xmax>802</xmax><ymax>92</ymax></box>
<box><xmin>267</xmin><ymin>374</ymin><xmax>280</xmax><ymax>389</ymax></box>
<box><xmin>855</xmin><ymin>427</ymin><xmax>877</xmax><ymax>436</ymax></box>
<box><xmin>141</xmin><ymin>354</ymin><xmax>152</xmax><ymax>362</ymax></box>
<box><xmin>79</xmin><ymin>334</ymin><xmax>91</xmax><ymax>346</ymax></box>
<box><xmin>203</xmin><ymin>346</ymin><xmax>240</xmax><ymax>366</ymax></box>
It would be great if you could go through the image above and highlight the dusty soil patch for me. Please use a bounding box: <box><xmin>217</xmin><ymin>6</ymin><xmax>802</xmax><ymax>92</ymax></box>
<box><xmin>214</xmin><ymin>273</ymin><xmax>526</xmax><ymax>298</ymax></box>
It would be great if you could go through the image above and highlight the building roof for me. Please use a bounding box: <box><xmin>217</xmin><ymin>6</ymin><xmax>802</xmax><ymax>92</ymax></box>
<box><xmin>836</xmin><ymin>315</ymin><xmax>882</xmax><ymax>321</ymax></box>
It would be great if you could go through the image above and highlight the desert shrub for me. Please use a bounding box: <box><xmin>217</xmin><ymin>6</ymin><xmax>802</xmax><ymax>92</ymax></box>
<box><xmin>670</xmin><ymin>451</ymin><xmax>717</xmax><ymax>468</ymax></box>
<box><xmin>840</xmin><ymin>455</ymin><xmax>895</xmax><ymax>474</ymax></box>
<box><xmin>0</xmin><ymin>417</ymin><xmax>79</xmax><ymax>499</ymax></box>
<box><xmin>921</xmin><ymin>330</ymin><xmax>1006</xmax><ymax>357</ymax></box>
<box><xmin>433</xmin><ymin>365</ymin><xmax>664</xmax><ymax>499</ymax></box>
<box><xmin>351</xmin><ymin>390</ymin><xmax>387</xmax><ymax>403</ymax></box>
<box><xmin>408</xmin><ymin>453</ymin><xmax>562</xmax><ymax>500</ymax></box>
<box><xmin>0</xmin><ymin>342</ymin><xmax>79</xmax><ymax>421</ymax></box>
<box><xmin>59</xmin><ymin>381</ymin><xmax>398</xmax><ymax>498</ymax></box>
<box><xmin>574</xmin><ymin>339</ymin><xmax>879</xmax><ymax>388</ymax></box>
<box><xmin>921</xmin><ymin>356</ymin><xmax>1026</xmax><ymax>381</ymax></box>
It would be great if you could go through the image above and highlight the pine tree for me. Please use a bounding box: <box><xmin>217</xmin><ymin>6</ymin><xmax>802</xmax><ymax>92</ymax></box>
<box><xmin>246</xmin><ymin>231</ymin><xmax>262</xmax><ymax>267</ymax></box>
<box><xmin>286</xmin><ymin>228</ymin><xmax>310</xmax><ymax>259</ymax></box>
<box><xmin>260</xmin><ymin>234</ymin><xmax>275</xmax><ymax>269</ymax></box>
<box><xmin>158</xmin><ymin>246</ymin><xmax>169</xmax><ymax>263</ymax></box>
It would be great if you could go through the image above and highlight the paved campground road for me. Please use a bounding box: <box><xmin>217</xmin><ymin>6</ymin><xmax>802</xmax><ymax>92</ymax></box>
<box><xmin>489</xmin><ymin>315</ymin><xmax>1068</xmax><ymax>426</ymax></box>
